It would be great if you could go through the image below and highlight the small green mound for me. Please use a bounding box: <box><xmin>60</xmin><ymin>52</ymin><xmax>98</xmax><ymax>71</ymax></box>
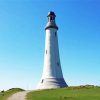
<box><xmin>27</xmin><ymin>85</ymin><xmax>100</xmax><ymax>100</ymax></box>
<box><xmin>0</xmin><ymin>88</ymin><xmax>24</xmax><ymax>100</ymax></box>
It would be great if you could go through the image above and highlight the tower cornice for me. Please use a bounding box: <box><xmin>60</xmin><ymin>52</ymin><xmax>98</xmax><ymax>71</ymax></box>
<box><xmin>45</xmin><ymin>22</ymin><xmax>58</xmax><ymax>30</ymax></box>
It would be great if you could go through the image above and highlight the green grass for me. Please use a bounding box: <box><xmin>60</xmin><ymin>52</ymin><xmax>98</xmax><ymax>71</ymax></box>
<box><xmin>0</xmin><ymin>88</ymin><xmax>24</xmax><ymax>100</ymax></box>
<box><xmin>27</xmin><ymin>85</ymin><xmax>100</xmax><ymax>100</ymax></box>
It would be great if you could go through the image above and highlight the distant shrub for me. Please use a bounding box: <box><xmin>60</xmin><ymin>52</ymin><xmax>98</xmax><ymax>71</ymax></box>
<box><xmin>7</xmin><ymin>88</ymin><xmax>24</xmax><ymax>92</ymax></box>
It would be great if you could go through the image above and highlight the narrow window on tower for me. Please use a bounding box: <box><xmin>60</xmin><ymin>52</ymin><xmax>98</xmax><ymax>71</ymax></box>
<box><xmin>55</xmin><ymin>32</ymin><xmax>57</xmax><ymax>37</ymax></box>
<box><xmin>41</xmin><ymin>79</ymin><xmax>43</xmax><ymax>83</ymax></box>
<box><xmin>46</xmin><ymin>50</ymin><xmax>47</xmax><ymax>54</ymax></box>
<box><xmin>57</xmin><ymin>62</ymin><xmax>59</xmax><ymax>66</ymax></box>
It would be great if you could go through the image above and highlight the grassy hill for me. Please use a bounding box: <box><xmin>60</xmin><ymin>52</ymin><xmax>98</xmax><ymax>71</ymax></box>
<box><xmin>27</xmin><ymin>85</ymin><xmax>100</xmax><ymax>100</ymax></box>
<box><xmin>0</xmin><ymin>88</ymin><xmax>24</xmax><ymax>100</ymax></box>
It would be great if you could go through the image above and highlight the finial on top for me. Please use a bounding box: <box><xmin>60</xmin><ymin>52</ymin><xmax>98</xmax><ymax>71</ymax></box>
<box><xmin>47</xmin><ymin>11</ymin><xmax>56</xmax><ymax>17</ymax></box>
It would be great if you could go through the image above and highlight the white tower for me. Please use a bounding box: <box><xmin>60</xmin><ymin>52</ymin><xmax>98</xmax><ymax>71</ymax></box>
<box><xmin>37</xmin><ymin>11</ymin><xmax>68</xmax><ymax>89</ymax></box>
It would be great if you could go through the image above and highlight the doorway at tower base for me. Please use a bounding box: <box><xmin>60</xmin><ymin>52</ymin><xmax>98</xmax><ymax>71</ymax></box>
<box><xmin>37</xmin><ymin>78</ymin><xmax>68</xmax><ymax>90</ymax></box>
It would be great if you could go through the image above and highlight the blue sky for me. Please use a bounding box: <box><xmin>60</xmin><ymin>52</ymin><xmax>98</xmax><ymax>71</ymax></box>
<box><xmin>0</xmin><ymin>0</ymin><xmax>100</xmax><ymax>90</ymax></box>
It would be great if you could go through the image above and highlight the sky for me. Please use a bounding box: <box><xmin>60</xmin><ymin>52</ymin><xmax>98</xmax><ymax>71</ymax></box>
<box><xmin>0</xmin><ymin>0</ymin><xmax>100</xmax><ymax>90</ymax></box>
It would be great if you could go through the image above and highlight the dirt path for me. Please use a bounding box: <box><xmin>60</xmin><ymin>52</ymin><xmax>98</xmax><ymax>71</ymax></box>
<box><xmin>7</xmin><ymin>91</ymin><xmax>30</xmax><ymax>100</ymax></box>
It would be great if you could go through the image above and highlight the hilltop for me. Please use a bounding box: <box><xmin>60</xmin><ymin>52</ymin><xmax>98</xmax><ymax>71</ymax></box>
<box><xmin>1</xmin><ymin>85</ymin><xmax>100</xmax><ymax>100</ymax></box>
<box><xmin>0</xmin><ymin>88</ymin><xmax>24</xmax><ymax>100</ymax></box>
<box><xmin>27</xmin><ymin>85</ymin><xmax>100</xmax><ymax>100</ymax></box>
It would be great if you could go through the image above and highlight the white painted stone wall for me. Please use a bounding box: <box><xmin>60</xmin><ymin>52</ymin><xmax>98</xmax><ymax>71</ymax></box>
<box><xmin>42</xmin><ymin>28</ymin><xmax>63</xmax><ymax>79</ymax></box>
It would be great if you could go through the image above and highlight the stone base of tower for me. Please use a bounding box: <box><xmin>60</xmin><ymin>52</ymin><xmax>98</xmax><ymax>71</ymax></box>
<box><xmin>37</xmin><ymin>78</ymin><xmax>68</xmax><ymax>90</ymax></box>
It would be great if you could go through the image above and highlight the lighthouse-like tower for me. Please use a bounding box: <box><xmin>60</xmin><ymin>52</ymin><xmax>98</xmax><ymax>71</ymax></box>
<box><xmin>37</xmin><ymin>11</ymin><xmax>68</xmax><ymax>89</ymax></box>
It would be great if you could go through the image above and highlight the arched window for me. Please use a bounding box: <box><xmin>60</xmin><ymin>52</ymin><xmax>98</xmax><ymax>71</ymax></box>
<box><xmin>50</xmin><ymin>17</ymin><xmax>53</xmax><ymax>22</ymax></box>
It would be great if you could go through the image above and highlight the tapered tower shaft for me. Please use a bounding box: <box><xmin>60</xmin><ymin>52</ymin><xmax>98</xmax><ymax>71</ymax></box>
<box><xmin>37</xmin><ymin>11</ymin><xmax>67</xmax><ymax>89</ymax></box>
